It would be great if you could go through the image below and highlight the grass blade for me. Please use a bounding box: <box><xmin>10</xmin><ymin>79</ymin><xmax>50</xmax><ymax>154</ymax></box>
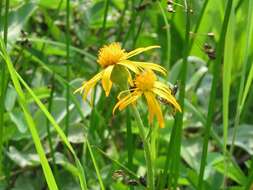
<box><xmin>169</xmin><ymin>0</ymin><xmax>191</xmax><ymax>188</ymax></box>
<box><xmin>86</xmin><ymin>140</ymin><xmax>105</xmax><ymax>190</ymax></box>
<box><xmin>222</xmin><ymin>3</ymin><xmax>235</xmax><ymax>186</ymax></box>
<box><xmin>197</xmin><ymin>0</ymin><xmax>234</xmax><ymax>189</ymax></box>
<box><xmin>16</xmin><ymin>72</ymin><xmax>88</xmax><ymax>190</ymax></box>
<box><xmin>0</xmin><ymin>38</ymin><xmax>59</xmax><ymax>190</ymax></box>
<box><xmin>230</xmin><ymin>0</ymin><xmax>253</xmax><ymax>155</ymax></box>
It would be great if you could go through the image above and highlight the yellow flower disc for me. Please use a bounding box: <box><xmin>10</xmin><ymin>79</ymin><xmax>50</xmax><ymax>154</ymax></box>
<box><xmin>135</xmin><ymin>70</ymin><xmax>156</xmax><ymax>91</ymax></box>
<box><xmin>97</xmin><ymin>42</ymin><xmax>127</xmax><ymax>68</ymax></box>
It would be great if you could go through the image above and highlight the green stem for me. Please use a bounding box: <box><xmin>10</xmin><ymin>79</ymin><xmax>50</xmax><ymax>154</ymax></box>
<box><xmin>116</xmin><ymin>0</ymin><xmax>129</xmax><ymax>41</ymax></box>
<box><xmin>189</xmin><ymin>0</ymin><xmax>209</xmax><ymax>50</ymax></box>
<box><xmin>197</xmin><ymin>1</ymin><xmax>233</xmax><ymax>189</ymax></box>
<box><xmin>65</xmin><ymin>0</ymin><xmax>71</xmax><ymax>136</ymax></box>
<box><xmin>131</xmin><ymin>106</ymin><xmax>154</xmax><ymax>190</ymax></box>
<box><xmin>132</xmin><ymin>10</ymin><xmax>146</xmax><ymax>48</ymax></box>
<box><xmin>167</xmin><ymin>1</ymin><xmax>190</xmax><ymax>189</ymax></box>
<box><xmin>0</xmin><ymin>0</ymin><xmax>9</xmax><ymax>174</ymax></box>
<box><xmin>126</xmin><ymin>109</ymin><xmax>134</xmax><ymax>190</ymax></box>
<box><xmin>3</xmin><ymin>0</ymin><xmax>9</xmax><ymax>45</ymax></box>
<box><xmin>122</xmin><ymin>0</ymin><xmax>143</xmax><ymax>47</ymax></box>
<box><xmin>46</xmin><ymin>76</ymin><xmax>58</xmax><ymax>177</ymax></box>
<box><xmin>101</xmin><ymin>0</ymin><xmax>110</xmax><ymax>44</ymax></box>
<box><xmin>157</xmin><ymin>1</ymin><xmax>171</xmax><ymax>69</ymax></box>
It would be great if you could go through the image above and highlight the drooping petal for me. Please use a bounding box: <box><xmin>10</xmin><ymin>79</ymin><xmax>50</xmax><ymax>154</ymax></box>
<box><xmin>153</xmin><ymin>97</ymin><xmax>164</xmax><ymax>128</ymax></box>
<box><xmin>113</xmin><ymin>93</ymin><xmax>132</xmax><ymax>114</ymax></box>
<box><xmin>118</xmin><ymin>93</ymin><xmax>141</xmax><ymax>110</ymax></box>
<box><xmin>125</xmin><ymin>46</ymin><xmax>160</xmax><ymax>59</ymax></box>
<box><xmin>144</xmin><ymin>92</ymin><xmax>164</xmax><ymax>128</ymax></box>
<box><xmin>126</xmin><ymin>68</ymin><xmax>134</xmax><ymax>86</ymax></box>
<box><xmin>144</xmin><ymin>92</ymin><xmax>156</xmax><ymax>124</ymax></box>
<box><xmin>101</xmin><ymin>65</ymin><xmax>114</xmax><ymax>96</ymax></box>
<box><xmin>113</xmin><ymin>91</ymin><xmax>141</xmax><ymax>114</ymax></box>
<box><xmin>117</xmin><ymin>88</ymin><xmax>136</xmax><ymax>99</ymax></box>
<box><xmin>152</xmin><ymin>88</ymin><xmax>182</xmax><ymax>112</ymax></box>
<box><xmin>117</xmin><ymin>60</ymin><xmax>140</xmax><ymax>74</ymax></box>
<box><xmin>154</xmin><ymin>81</ymin><xmax>172</xmax><ymax>94</ymax></box>
<box><xmin>131</xmin><ymin>61</ymin><xmax>167</xmax><ymax>75</ymax></box>
<box><xmin>74</xmin><ymin>70</ymin><xmax>104</xmax><ymax>100</ymax></box>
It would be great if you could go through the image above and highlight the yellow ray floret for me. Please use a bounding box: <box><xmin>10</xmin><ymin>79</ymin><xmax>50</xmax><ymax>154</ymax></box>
<box><xmin>75</xmin><ymin>42</ymin><xmax>166</xmax><ymax>101</ymax></box>
<box><xmin>113</xmin><ymin>70</ymin><xmax>181</xmax><ymax>128</ymax></box>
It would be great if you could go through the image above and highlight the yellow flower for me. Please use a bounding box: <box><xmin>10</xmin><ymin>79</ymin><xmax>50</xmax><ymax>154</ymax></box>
<box><xmin>75</xmin><ymin>42</ymin><xmax>166</xmax><ymax>100</ymax></box>
<box><xmin>113</xmin><ymin>70</ymin><xmax>181</xmax><ymax>128</ymax></box>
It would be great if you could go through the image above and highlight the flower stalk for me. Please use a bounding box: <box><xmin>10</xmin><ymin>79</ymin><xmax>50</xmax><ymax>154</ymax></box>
<box><xmin>131</xmin><ymin>105</ymin><xmax>154</xmax><ymax>190</ymax></box>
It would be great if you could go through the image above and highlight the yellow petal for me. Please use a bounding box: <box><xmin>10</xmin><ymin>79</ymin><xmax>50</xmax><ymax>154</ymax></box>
<box><xmin>117</xmin><ymin>89</ymin><xmax>136</xmax><ymax>99</ymax></box>
<box><xmin>118</xmin><ymin>60</ymin><xmax>140</xmax><ymax>74</ymax></box>
<box><xmin>126</xmin><ymin>68</ymin><xmax>134</xmax><ymax>86</ymax></box>
<box><xmin>113</xmin><ymin>93</ymin><xmax>133</xmax><ymax>114</ymax></box>
<box><xmin>152</xmin><ymin>88</ymin><xmax>182</xmax><ymax>112</ymax></box>
<box><xmin>131</xmin><ymin>61</ymin><xmax>167</xmax><ymax>75</ymax></box>
<box><xmin>126</xmin><ymin>46</ymin><xmax>160</xmax><ymax>59</ymax></box>
<box><xmin>154</xmin><ymin>98</ymin><xmax>164</xmax><ymax>128</ymax></box>
<box><xmin>144</xmin><ymin>92</ymin><xmax>164</xmax><ymax>128</ymax></box>
<box><xmin>102</xmin><ymin>65</ymin><xmax>114</xmax><ymax>96</ymax></box>
<box><xmin>154</xmin><ymin>81</ymin><xmax>172</xmax><ymax>94</ymax></box>
<box><xmin>113</xmin><ymin>91</ymin><xmax>141</xmax><ymax>114</ymax></box>
<box><xmin>144</xmin><ymin>92</ymin><xmax>156</xmax><ymax>124</ymax></box>
<box><xmin>75</xmin><ymin>70</ymin><xmax>104</xmax><ymax>101</ymax></box>
<box><xmin>119</xmin><ymin>94</ymin><xmax>140</xmax><ymax>111</ymax></box>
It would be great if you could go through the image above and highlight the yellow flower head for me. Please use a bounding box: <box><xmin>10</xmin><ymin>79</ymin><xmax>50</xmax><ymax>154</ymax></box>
<box><xmin>75</xmin><ymin>42</ymin><xmax>167</xmax><ymax>101</ymax></box>
<box><xmin>113</xmin><ymin>70</ymin><xmax>182</xmax><ymax>128</ymax></box>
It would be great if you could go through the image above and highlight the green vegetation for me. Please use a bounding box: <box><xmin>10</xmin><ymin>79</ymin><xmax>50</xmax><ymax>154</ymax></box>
<box><xmin>0</xmin><ymin>0</ymin><xmax>253</xmax><ymax>189</ymax></box>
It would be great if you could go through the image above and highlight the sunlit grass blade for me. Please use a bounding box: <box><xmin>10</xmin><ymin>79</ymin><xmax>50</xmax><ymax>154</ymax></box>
<box><xmin>65</xmin><ymin>0</ymin><xmax>71</xmax><ymax>136</ymax></box>
<box><xmin>229</xmin><ymin>0</ymin><xmax>253</xmax><ymax>155</ymax></box>
<box><xmin>222</xmin><ymin>3</ymin><xmax>235</xmax><ymax>186</ymax></box>
<box><xmin>86</xmin><ymin>140</ymin><xmax>105</xmax><ymax>190</ymax></box>
<box><xmin>197</xmin><ymin>1</ymin><xmax>233</xmax><ymax>189</ymax></box>
<box><xmin>241</xmin><ymin>63</ymin><xmax>253</xmax><ymax>108</ymax></box>
<box><xmin>168</xmin><ymin>0</ymin><xmax>191</xmax><ymax>189</ymax></box>
<box><xmin>16</xmin><ymin>72</ymin><xmax>88</xmax><ymax>190</ymax></box>
<box><xmin>0</xmin><ymin>38</ymin><xmax>59</xmax><ymax>190</ymax></box>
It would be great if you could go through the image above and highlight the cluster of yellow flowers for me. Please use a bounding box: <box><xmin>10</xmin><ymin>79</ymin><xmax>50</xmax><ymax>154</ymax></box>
<box><xmin>75</xmin><ymin>42</ymin><xmax>181</xmax><ymax>128</ymax></box>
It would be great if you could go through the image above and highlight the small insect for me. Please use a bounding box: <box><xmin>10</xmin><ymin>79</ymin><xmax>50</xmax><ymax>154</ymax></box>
<box><xmin>167</xmin><ymin>0</ymin><xmax>175</xmax><ymax>13</ymax></box>
<box><xmin>139</xmin><ymin>176</ymin><xmax>147</xmax><ymax>187</ymax></box>
<box><xmin>203</xmin><ymin>43</ymin><xmax>216</xmax><ymax>60</ymax></box>
<box><xmin>157</xmin><ymin>81</ymin><xmax>179</xmax><ymax>114</ymax></box>
<box><xmin>126</xmin><ymin>179</ymin><xmax>139</xmax><ymax>186</ymax></box>
<box><xmin>171</xmin><ymin>82</ymin><xmax>178</xmax><ymax>96</ymax></box>
<box><xmin>190</xmin><ymin>31</ymin><xmax>216</xmax><ymax>60</ymax></box>
<box><xmin>18</xmin><ymin>30</ymin><xmax>31</xmax><ymax>48</ymax></box>
<box><xmin>112</xmin><ymin>170</ymin><xmax>126</xmax><ymax>180</ymax></box>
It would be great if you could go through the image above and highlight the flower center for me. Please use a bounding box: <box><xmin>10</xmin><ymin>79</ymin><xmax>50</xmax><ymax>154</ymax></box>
<box><xmin>97</xmin><ymin>42</ymin><xmax>127</xmax><ymax>68</ymax></box>
<box><xmin>135</xmin><ymin>70</ymin><xmax>156</xmax><ymax>91</ymax></box>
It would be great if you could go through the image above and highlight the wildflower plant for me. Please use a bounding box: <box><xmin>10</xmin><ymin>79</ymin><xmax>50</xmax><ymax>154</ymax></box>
<box><xmin>76</xmin><ymin>42</ymin><xmax>181</xmax><ymax>190</ymax></box>
<box><xmin>75</xmin><ymin>42</ymin><xmax>166</xmax><ymax>100</ymax></box>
